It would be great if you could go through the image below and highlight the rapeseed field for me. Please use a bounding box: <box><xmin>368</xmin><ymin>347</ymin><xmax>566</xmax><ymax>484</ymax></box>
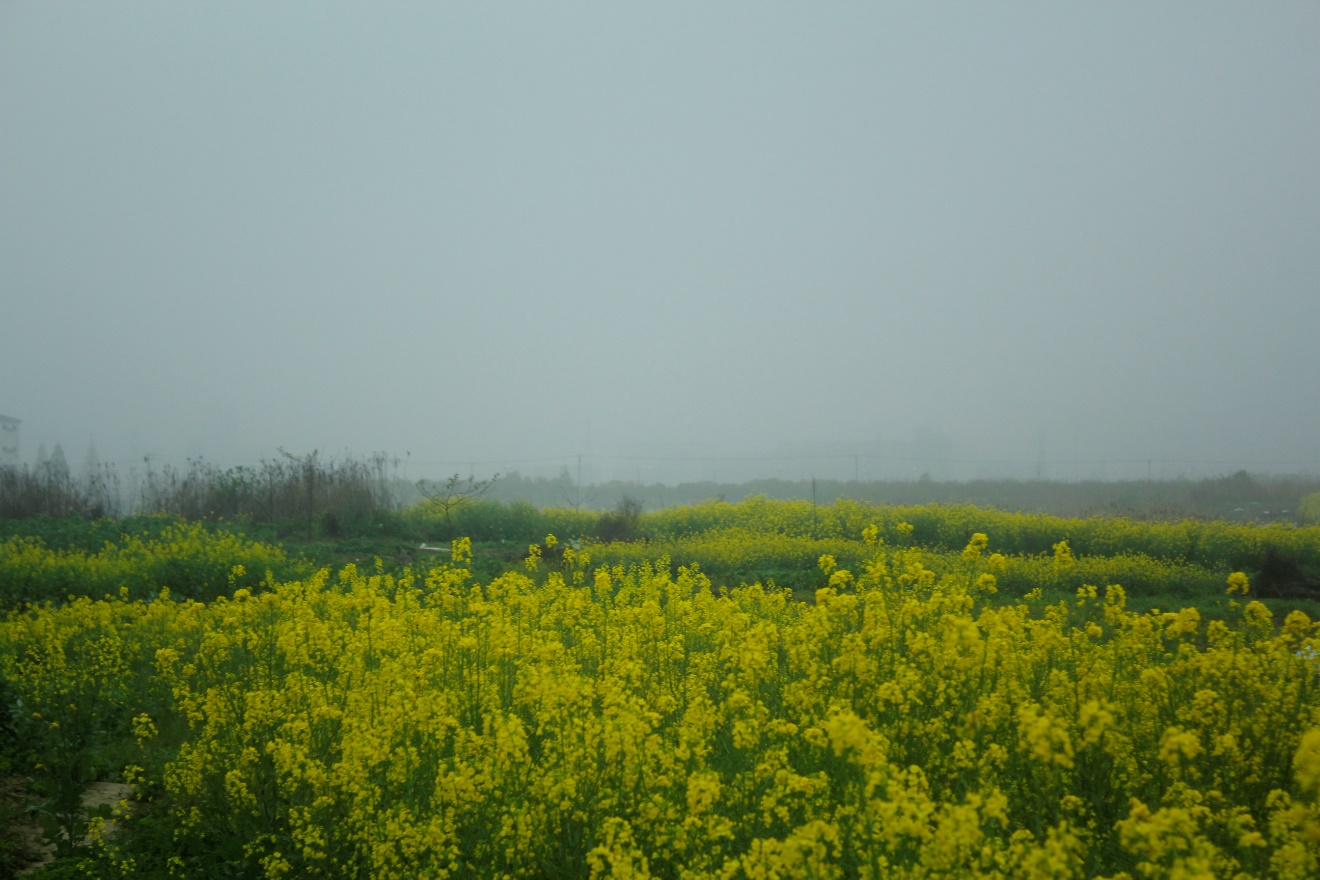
<box><xmin>3</xmin><ymin>504</ymin><xmax>1320</xmax><ymax>878</ymax></box>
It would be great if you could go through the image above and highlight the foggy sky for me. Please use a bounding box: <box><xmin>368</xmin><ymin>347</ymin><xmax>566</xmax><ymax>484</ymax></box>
<box><xmin>3</xmin><ymin>2</ymin><xmax>1318</xmax><ymax>483</ymax></box>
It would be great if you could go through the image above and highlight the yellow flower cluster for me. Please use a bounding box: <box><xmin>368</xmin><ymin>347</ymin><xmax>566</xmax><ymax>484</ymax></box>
<box><xmin>4</xmin><ymin>532</ymin><xmax>1320</xmax><ymax>878</ymax></box>
<box><xmin>0</xmin><ymin>520</ymin><xmax>293</xmax><ymax>607</ymax></box>
<box><xmin>633</xmin><ymin>497</ymin><xmax>1320</xmax><ymax>574</ymax></box>
<box><xmin>595</xmin><ymin>527</ymin><xmax>871</xmax><ymax>586</ymax></box>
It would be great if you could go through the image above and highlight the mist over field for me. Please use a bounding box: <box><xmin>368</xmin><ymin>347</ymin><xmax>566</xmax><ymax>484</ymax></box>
<box><xmin>3</xmin><ymin>2</ymin><xmax>1318</xmax><ymax>485</ymax></box>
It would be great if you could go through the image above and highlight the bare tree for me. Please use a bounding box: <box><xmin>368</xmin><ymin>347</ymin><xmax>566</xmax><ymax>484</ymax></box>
<box><xmin>416</xmin><ymin>472</ymin><xmax>499</xmax><ymax>533</ymax></box>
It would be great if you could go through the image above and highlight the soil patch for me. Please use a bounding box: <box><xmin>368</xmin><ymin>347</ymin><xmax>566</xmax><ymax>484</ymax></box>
<box><xmin>10</xmin><ymin>780</ymin><xmax>134</xmax><ymax>874</ymax></box>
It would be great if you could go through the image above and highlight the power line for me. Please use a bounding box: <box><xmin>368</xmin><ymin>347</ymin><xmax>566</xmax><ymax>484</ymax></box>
<box><xmin>583</xmin><ymin>452</ymin><xmax>1320</xmax><ymax>468</ymax></box>
<box><xmin>405</xmin><ymin>455</ymin><xmax>574</xmax><ymax>467</ymax></box>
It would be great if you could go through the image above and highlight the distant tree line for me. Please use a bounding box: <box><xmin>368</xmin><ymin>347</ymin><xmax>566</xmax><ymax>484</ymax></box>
<box><xmin>0</xmin><ymin>443</ymin><xmax>119</xmax><ymax>519</ymax></box>
<box><xmin>0</xmin><ymin>450</ymin><xmax>403</xmax><ymax>535</ymax></box>
<box><xmin>138</xmin><ymin>451</ymin><xmax>401</xmax><ymax>536</ymax></box>
<box><xmin>3</xmin><ymin>450</ymin><xmax>1320</xmax><ymax>532</ymax></box>
<box><xmin>485</xmin><ymin>468</ymin><xmax>1320</xmax><ymax>523</ymax></box>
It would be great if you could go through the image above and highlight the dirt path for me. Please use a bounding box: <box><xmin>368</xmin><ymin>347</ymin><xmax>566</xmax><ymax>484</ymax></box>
<box><xmin>12</xmin><ymin>781</ymin><xmax>134</xmax><ymax>874</ymax></box>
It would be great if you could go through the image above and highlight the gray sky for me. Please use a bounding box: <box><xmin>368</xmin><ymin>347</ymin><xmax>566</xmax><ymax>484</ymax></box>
<box><xmin>3</xmin><ymin>2</ymin><xmax>1318</xmax><ymax>482</ymax></box>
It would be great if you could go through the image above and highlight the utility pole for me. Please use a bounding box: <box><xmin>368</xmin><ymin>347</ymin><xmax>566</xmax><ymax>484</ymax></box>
<box><xmin>853</xmin><ymin>455</ymin><xmax>859</xmax><ymax>484</ymax></box>
<box><xmin>576</xmin><ymin>454</ymin><xmax>582</xmax><ymax>511</ymax></box>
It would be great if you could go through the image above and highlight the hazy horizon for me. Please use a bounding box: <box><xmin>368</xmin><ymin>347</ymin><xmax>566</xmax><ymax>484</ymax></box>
<box><xmin>4</xmin><ymin>3</ymin><xmax>1318</xmax><ymax>485</ymax></box>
